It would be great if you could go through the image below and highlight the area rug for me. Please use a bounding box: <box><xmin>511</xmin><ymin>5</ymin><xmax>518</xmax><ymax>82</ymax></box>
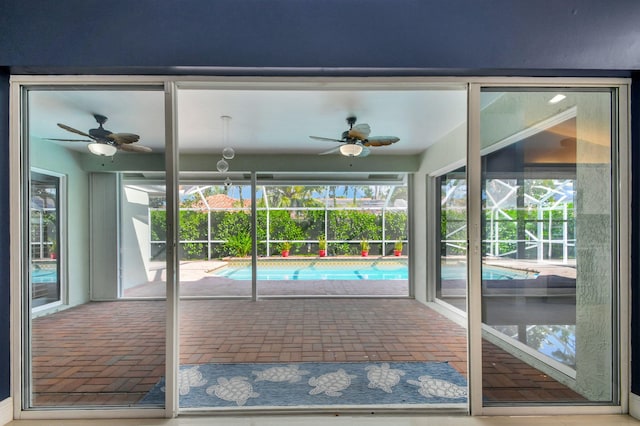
<box><xmin>140</xmin><ymin>361</ymin><xmax>467</xmax><ymax>407</ymax></box>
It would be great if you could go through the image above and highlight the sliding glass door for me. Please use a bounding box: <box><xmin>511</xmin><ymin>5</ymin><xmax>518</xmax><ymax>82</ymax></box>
<box><xmin>475</xmin><ymin>87</ymin><xmax>621</xmax><ymax>406</ymax></box>
<box><xmin>15</xmin><ymin>77</ymin><xmax>629</xmax><ymax>417</ymax></box>
<box><xmin>24</xmin><ymin>86</ymin><xmax>167</xmax><ymax>409</ymax></box>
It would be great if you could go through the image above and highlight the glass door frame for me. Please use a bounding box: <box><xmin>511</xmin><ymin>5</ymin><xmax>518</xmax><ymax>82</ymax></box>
<box><xmin>10</xmin><ymin>77</ymin><xmax>170</xmax><ymax>420</ymax></box>
<box><xmin>9</xmin><ymin>76</ymin><xmax>631</xmax><ymax>420</ymax></box>
<box><xmin>466</xmin><ymin>81</ymin><xmax>631</xmax><ymax>416</ymax></box>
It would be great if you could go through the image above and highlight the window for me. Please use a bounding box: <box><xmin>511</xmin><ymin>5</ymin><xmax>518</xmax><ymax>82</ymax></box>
<box><xmin>30</xmin><ymin>170</ymin><xmax>64</xmax><ymax>310</ymax></box>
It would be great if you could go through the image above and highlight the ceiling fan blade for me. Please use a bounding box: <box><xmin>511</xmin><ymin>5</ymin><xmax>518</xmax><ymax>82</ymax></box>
<box><xmin>318</xmin><ymin>146</ymin><xmax>342</xmax><ymax>155</ymax></box>
<box><xmin>57</xmin><ymin>123</ymin><xmax>95</xmax><ymax>139</ymax></box>
<box><xmin>119</xmin><ymin>143</ymin><xmax>152</xmax><ymax>153</ymax></box>
<box><xmin>358</xmin><ymin>145</ymin><xmax>371</xmax><ymax>157</ymax></box>
<box><xmin>45</xmin><ymin>138</ymin><xmax>92</xmax><ymax>142</ymax></box>
<box><xmin>349</xmin><ymin>123</ymin><xmax>371</xmax><ymax>140</ymax></box>
<box><xmin>108</xmin><ymin>132</ymin><xmax>141</xmax><ymax>145</ymax></box>
<box><xmin>363</xmin><ymin>136</ymin><xmax>400</xmax><ymax>147</ymax></box>
<box><xmin>310</xmin><ymin>136</ymin><xmax>344</xmax><ymax>143</ymax></box>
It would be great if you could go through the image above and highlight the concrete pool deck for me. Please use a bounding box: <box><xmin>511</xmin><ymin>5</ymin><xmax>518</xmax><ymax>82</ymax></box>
<box><xmin>124</xmin><ymin>256</ymin><xmax>575</xmax><ymax>299</ymax></box>
<box><xmin>123</xmin><ymin>257</ymin><xmax>410</xmax><ymax>298</ymax></box>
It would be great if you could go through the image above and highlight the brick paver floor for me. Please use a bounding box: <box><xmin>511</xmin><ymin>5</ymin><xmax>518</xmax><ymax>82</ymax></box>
<box><xmin>32</xmin><ymin>301</ymin><xmax>166</xmax><ymax>406</ymax></box>
<box><xmin>31</xmin><ymin>299</ymin><xmax>585</xmax><ymax>407</ymax></box>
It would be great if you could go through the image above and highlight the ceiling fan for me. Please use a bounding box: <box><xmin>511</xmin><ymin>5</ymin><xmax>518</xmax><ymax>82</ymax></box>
<box><xmin>309</xmin><ymin>116</ymin><xmax>400</xmax><ymax>157</ymax></box>
<box><xmin>46</xmin><ymin>114</ymin><xmax>152</xmax><ymax>156</ymax></box>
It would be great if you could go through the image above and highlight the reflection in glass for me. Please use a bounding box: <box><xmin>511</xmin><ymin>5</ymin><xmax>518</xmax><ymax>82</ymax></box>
<box><xmin>437</xmin><ymin>168</ymin><xmax>467</xmax><ymax>311</ymax></box>
<box><xmin>30</xmin><ymin>172</ymin><xmax>61</xmax><ymax>308</ymax></box>
<box><xmin>480</xmin><ymin>89</ymin><xmax>615</xmax><ymax>404</ymax></box>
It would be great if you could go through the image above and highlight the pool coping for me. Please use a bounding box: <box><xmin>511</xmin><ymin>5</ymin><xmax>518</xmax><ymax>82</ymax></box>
<box><xmin>223</xmin><ymin>256</ymin><xmax>408</xmax><ymax>269</ymax></box>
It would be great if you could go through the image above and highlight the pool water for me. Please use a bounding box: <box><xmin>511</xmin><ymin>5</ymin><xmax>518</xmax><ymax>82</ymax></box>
<box><xmin>217</xmin><ymin>265</ymin><xmax>408</xmax><ymax>281</ymax></box>
<box><xmin>441</xmin><ymin>264</ymin><xmax>537</xmax><ymax>281</ymax></box>
<box><xmin>31</xmin><ymin>269</ymin><xmax>57</xmax><ymax>283</ymax></box>
<box><xmin>214</xmin><ymin>263</ymin><xmax>535</xmax><ymax>281</ymax></box>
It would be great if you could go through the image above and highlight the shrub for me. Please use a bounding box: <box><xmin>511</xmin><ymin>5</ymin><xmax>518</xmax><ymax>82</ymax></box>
<box><xmin>224</xmin><ymin>231</ymin><xmax>252</xmax><ymax>257</ymax></box>
<box><xmin>150</xmin><ymin>210</ymin><xmax>167</xmax><ymax>241</ymax></box>
<box><xmin>385</xmin><ymin>211</ymin><xmax>408</xmax><ymax>240</ymax></box>
<box><xmin>179</xmin><ymin>210</ymin><xmax>208</xmax><ymax>259</ymax></box>
<box><xmin>328</xmin><ymin>210</ymin><xmax>380</xmax><ymax>241</ymax></box>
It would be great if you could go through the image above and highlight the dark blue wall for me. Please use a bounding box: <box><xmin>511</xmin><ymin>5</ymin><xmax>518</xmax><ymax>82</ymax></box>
<box><xmin>1</xmin><ymin>0</ymin><xmax>640</xmax><ymax>72</ymax></box>
<box><xmin>0</xmin><ymin>0</ymin><xmax>639</xmax><ymax>403</ymax></box>
<box><xmin>0</xmin><ymin>69</ymin><xmax>9</xmax><ymax>399</ymax></box>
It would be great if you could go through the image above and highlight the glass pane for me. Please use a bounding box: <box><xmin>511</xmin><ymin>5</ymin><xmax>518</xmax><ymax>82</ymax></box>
<box><xmin>436</xmin><ymin>167</ymin><xmax>467</xmax><ymax>311</ymax></box>
<box><xmin>121</xmin><ymin>180</ymin><xmax>168</xmax><ymax>298</ymax></box>
<box><xmin>480</xmin><ymin>89</ymin><xmax>615</xmax><ymax>404</ymax></box>
<box><xmin>256</xmin><ymin>184</ymin><xmax>409</xmax><ymax>297</ymax></box>
<box><xmin>30</xmin><ymin>172</ymin><xmax>61</xmax><ymax>309</ymax></box>
<box><xmin>26</xmin><ymin>88</ymin><xmax>166</xmax><ymax>408</ymax></box>
<box><xmin>178</xmin><ymin>182</ymin><xmax>253</xmax><ymax>298</ymax></box>
<box><xmin>174</xmin><ymin>86</ymin><xmax>465</xmax><ymax>412</ymax></box>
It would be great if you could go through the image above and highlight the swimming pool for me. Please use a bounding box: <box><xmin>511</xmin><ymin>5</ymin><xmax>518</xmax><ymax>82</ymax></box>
<box><xmin>216</xmin><ymin>264</ymin><xmax>408</xmax><ymax>280</ymax></box>
<box><xmin>213</xmin><ymin>262</ymin><xmax>536</xmax><ymax>281</ymax></box>
<box><xmin>441</xmin><ymin>264</ymin><xmax>537</xmax><ymax>281</ymax></box>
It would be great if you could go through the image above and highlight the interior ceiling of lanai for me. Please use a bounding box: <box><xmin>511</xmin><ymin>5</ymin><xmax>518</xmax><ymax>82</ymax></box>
<box><xmin>27</xmin><ymin>85</ymin><xmax>468</xmax><ymax>157</ymax></box>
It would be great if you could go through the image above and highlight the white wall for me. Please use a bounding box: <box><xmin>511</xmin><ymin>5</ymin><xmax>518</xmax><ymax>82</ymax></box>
<box><xmin>0</xmin><ymin>397</ymin><xmax>11</xmax><ymax>426</ymax></box>
<box><xmin>89</xmin><ymin>173</ymin><xmax>120</xmax><ymax>300</ymax></box>
<box><xmin>412</xmin><ymin>122</ymin><xmax>468</xmax><ymax>304</ymax></box>
<box><xmin>121</xmin><ymin>185</ymin><xmax>152</xmax><ymax>290</ymax></box>
<box><xmin>420</xmin><ymin>125</ymin><xmax>467</xmax><ymax>176</ymax></box>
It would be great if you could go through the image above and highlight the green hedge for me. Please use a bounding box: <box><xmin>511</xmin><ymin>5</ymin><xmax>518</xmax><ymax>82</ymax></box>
<box><xmin>151</xmin><ymin>208</ymin><xmax>407</xmax><ymax>259</ymax></box>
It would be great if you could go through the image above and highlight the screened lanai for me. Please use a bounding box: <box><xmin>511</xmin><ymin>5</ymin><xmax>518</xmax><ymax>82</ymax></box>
<box><xmin>121</xmin><ymin>178</ymin><xmax>410</xmax><ymax>298</ymax></box>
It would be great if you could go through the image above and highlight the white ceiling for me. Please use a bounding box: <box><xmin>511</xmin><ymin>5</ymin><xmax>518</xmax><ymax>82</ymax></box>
<box><xmin>28</xmin><ymin>85</ymin><xmax>467</xmax><ymax>157</ymax></box>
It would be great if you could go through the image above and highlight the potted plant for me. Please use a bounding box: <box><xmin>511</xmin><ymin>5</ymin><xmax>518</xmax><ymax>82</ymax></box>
<box><xmin>360</xmin><ymin>240</ymin><xmax>370</xmax><ymax>257</ymax></box>
<box><xmin>318</xmin><ymin>235</ymin><xmax>327</xmax><ymax>257</ymax></box>
<box><xmin>49</xmin><ymin>240</ymin><xmax>57</xmax><ymax>260</ymax></box>
<box><xmin>394</xmin><ymin>241</ymin><xmax>403</xmax><ymax>256</ymax></box>
<box><xmin>280</xmin><ymin>241</ymin><xmax>292</xmax><ymax>257</ymax></box>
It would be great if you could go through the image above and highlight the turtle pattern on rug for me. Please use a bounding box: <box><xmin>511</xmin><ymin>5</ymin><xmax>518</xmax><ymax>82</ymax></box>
<box><xmin>141</xmin><ymin>361</ymin><xmax>467</xmax><ymax>407</ymax></box>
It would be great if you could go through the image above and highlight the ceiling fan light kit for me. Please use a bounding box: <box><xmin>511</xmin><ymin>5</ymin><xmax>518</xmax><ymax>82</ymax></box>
<box><xmin>339</xmin><ymin>143</ymin><xmax>363</xmax><ymax>157</ymax></box>
<box><xmin>87</xmin><ymin>142</ymin><xmax>117</xmax><ymax>156</ymax></box>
